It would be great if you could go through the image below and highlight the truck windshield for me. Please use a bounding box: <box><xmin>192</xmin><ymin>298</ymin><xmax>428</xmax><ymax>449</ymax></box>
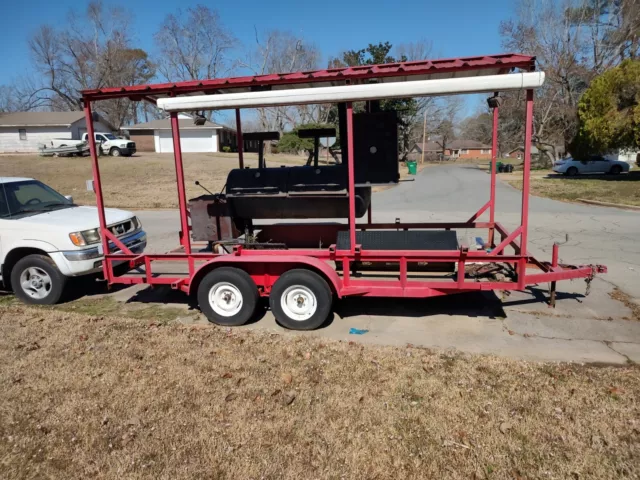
<box><xmin>102</xmin><ymin>133</ymin><xmax>117</xmax><ymax>140</ymax></box>
<box><xmin>0</xmin><ymin>180</ymin><xmax>75</xmax><ymax>219</ymax></box>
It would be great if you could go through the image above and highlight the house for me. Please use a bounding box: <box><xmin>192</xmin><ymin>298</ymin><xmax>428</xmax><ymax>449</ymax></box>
<box><xmin>411</xmin><ymin>140</ymin><xmax>492</xmax><ymax>160</ymax></box>
<box><xmin>507</xmin><ymin>145</ymin><xmax>567</xmax><ymax>160</ymax></box>
<box><xmin>0</xmin><ymin>111</ymin><xmax>114</xmax><ymax>153</ymax></box>
<box><xmin>605</xmin><ymin>149</ymin><xmax>640</xmax><ymax>165</ymax></box>
<box><xmin>123</xmin><ymin>114</ymin><xmax>237</xmax><ymax>153</ymax></box>
<box><xmin>507</xmin><ymin>145</ymin><xmax>540</xmax><ymax>160</ymax></box>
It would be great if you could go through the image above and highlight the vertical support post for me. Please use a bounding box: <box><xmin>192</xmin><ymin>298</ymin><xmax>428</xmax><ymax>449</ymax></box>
<box><xmin>520</xmin><ymin>89</ymin><xmax>534</xmax><ymax>256</ymax></box>
<box><xmin>367</xmin><ymin>203</ymin><xmax>372</xmax><ymax>225</ymax></box>
<box><xmin>488</xmin><ymin>106</ymin><xmax>499</xmax><ymax>246</ymax></box>
<box><xmin>342</xmin><ymin>258</ymin><xmax>350</xmax><ymax>287</ymax></box>
<box><xmin>84</xmin><ymin>99</ymin><xmax>111</xmax><ymax>283</ymax></box>
<box><xmin>517</xmin><ymin>89</ymin><xmax>534</xmax><ymax>288</ymax></box>
<box><xmin>235</xmin><ymin>109</ymin><xmax>244</xmax><ymax>169</ymax></box>
<box><xmin>549</xmin><ymin>243</ymin><xmax>559</xmax><ymax>308</ymax></box>
<box><xmin>170</xmin><ymin>112</ymin><xmax>193</xmax><ymax>267</ymax></box>
<box><xmin>313</xmin><ymin>136</ymin><xmax>320</xmax><ymax>168</ymax></box>
<box><xmin>346</xmin><ymin>102</ymin><xmax>356</xmax><ymax>254</ymax></box>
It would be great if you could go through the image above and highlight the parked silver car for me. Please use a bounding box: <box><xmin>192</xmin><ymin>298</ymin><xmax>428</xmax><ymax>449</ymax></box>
<box><xmin>552</xmin><ymin>156</ymin><xmax>631</xmax><ymax>176</ymax></box>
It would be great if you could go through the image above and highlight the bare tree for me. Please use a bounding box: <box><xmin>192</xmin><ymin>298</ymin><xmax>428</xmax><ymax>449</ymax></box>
<box><xmin>393</xmin><ymin>39</ymin><xmax>434</xmax><ymax>62</ymax></box>
<box><xmin>459</xmin><ymin>111</ymin><xmax>494</xmax><ymax>146</ymax></box>
<box><xmin>26</xmin><ymin>1</ymin><xmax>155</xmax><ymax>128</ymax></box>
<box><xmin>430</xmin><ymin>97</ymin><xmax>463</xmax><ymax>159</ymax></box>
<box><xmin>240</xmin><ymin>29</ymin><xmax>322</xmax><ymax>132</ymax></box>
<box><xmin>154</xmin><ymin>5</ymin><xmax>236</xmax><ymax>82</ymax></box>
<box><xmin>500</xmin><ymin>0</ymin><xmax>640</xmax><ymax>164</ymax></box>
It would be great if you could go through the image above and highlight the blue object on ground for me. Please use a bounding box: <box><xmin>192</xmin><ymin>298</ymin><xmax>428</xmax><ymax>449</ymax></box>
<box><xmin>349</xmin><ymin>328</ymin><xmax>369</xmax><ymax>335</ymax></box>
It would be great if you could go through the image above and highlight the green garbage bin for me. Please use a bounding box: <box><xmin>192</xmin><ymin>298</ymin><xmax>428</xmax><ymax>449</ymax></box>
<box><xmin>495</xmin><ymin>161</ymin><xmax>503</xmax><ymax>173</ymax></box>
<box><xmin>407</xmin><ymin>160</ymin><xmax>418</xmax><ymax>175</ymax></box>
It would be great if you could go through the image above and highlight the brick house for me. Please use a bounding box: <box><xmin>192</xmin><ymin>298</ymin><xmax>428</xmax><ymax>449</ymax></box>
<box><xmin>411</xmin><ymin>139</ymin><xmax>492</xmax><ymax>160</ymax></box>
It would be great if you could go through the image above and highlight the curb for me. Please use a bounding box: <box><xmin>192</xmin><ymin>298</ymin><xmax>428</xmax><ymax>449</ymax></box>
<box><xmin>577</xmin><ymin>199</ymin><xmax>640</xmax><ymax>211</ymax></box>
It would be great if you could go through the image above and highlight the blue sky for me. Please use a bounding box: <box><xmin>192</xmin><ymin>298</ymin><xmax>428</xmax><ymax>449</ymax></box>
<box><xmin>1</xmin><ymin>0</ymin><xmax>518</xmax><ymax>115</ymax></box>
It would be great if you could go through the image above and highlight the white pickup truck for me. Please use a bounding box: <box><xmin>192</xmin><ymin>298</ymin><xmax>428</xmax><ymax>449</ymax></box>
<box><xmin>0</xmin><ymin>177</ymin><xmax>146</xmax><ymax>304</ymax></box>
<box><xmin>51</xmin><ymin>132</ymin><xmax>136</xmax><ymax>157</ymax></box>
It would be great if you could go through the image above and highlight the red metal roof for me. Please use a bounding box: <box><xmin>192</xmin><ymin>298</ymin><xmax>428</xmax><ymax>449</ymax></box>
<box><xmin>82</xmin><ymin>53</ymin><xmax>535</xmax><ymax>101</ymax></box>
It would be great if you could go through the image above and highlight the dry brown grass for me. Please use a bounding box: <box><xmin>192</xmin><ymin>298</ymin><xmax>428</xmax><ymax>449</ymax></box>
<box><xmin>1</xmin><ymin>302</ymin><xmax>639</xmax><ymax>479</ymax></box>
<box><xmin>0</xmin><ymin>152</ymin><xmax>307</xmax><ymax>209</ymax></box>
<box><xmin>610</xmin><ymin>288</ymin><xmax>640</xmax><ymax>321</ymax></box>
<box><xmin>502</xmin><ymin>171</ymin><xmax>640</xmax><ymax>207</ymax></box>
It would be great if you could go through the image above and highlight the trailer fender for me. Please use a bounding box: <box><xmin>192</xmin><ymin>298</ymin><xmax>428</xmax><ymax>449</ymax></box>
<box><xmin>187</xmin><ymin>255</ymin><xmax>343</xmax><ymax>297</ymax></box>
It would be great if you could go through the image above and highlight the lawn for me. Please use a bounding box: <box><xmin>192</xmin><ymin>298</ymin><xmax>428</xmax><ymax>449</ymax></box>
<box><xmin>1</xmin><ymin>152</ymin><xmax>424</xmax><ymax>209</ymax></box>
<box><xmin>0</xmin><ymin>152</ymin><xmax>308</xmax><ymax>209</ymax></box>
<box><xmin>1</xmin><ymin>300</ymin><xmax>638</xmax><ymax>479</ymax></box>
<box><xmin>500</xmin><ymin>170</ymin><xmax>640</xmax><ymax>207</ymax></box>
<box><xmin>2</xmin><ymin>152</ymin><xmax>424</xmax><ymax>209</ymax></box>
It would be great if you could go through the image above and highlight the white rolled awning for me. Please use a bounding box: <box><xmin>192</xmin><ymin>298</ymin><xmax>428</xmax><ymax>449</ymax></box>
<box><xmin>157</xmin><ymin>71</ymin><xmax>545</xmax><ymax>112</ymax></box>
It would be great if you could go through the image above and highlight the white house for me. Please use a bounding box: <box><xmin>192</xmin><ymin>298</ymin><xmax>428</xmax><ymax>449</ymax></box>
<box><xmin>123</xmin><ymin>114</ymin><xmax>237</xmax><ymax>153</ymax></box>
<box><xmin>0</xmin><ymin>111</ymin><xmax>114</xmax><ymax>153</ymax></box>
<box><xmin>605</xmin><ymin>149</ymin><xmax>640</xmax><ymax>165</ymax></box>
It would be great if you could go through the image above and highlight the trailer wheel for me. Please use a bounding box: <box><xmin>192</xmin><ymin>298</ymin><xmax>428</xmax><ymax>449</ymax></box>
<box><xmin>270</xmin><ymin>269</ymin><xmax>332</xmax><ymax>330</ymax></box>
<box><xmin>197</xmin><ymin>267</ymin><xmax>258</xmax><ymax>326</ymax></box>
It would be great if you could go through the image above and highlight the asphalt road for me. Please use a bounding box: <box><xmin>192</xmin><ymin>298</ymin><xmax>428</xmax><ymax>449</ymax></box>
<box><xmin>138</xmin><ymin>165</ymin><xmax>640</xmax><ymax>299</ymax></box>
<box><xmin>129</xmin><ymin>165</ymin><xmax>640</xmax><ymax>363</ymax></box>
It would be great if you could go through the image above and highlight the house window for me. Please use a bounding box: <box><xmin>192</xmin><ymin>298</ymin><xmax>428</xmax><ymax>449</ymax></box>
<box><xmin>19</xmin><ymin>129</ymin><xmax>27</xmax><ymax>140</ymax></box>
<box><xmin>481</xmin><ymin>149</ymin><xmax>491</xmax><ymax>154</ymax></box>
<box><xmin>461</xmin><ymin>149</ymin><xmax>469</xmax><ymax>154</ymax></box>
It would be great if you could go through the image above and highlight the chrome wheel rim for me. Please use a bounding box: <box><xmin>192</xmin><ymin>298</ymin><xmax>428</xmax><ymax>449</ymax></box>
<box><xmin>19</xmin><ymin>267</ymin><xmax>52</xmax><ymax>300</ymax></box>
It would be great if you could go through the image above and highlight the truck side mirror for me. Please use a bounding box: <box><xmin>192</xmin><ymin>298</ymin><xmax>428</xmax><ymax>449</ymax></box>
<box><xmin>64</xmin><ymin>195</ymin><xmax>74</xmax><ymax>203</ymax></box>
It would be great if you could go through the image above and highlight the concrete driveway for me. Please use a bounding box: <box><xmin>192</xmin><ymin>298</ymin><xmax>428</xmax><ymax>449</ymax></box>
<box><xmin>131</xmin><ymin>165</ymin><xmax>640</xmax><ymax>364</ymax></box>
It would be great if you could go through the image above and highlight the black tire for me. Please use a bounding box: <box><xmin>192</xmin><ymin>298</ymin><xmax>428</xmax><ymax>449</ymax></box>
<box><xmin>269</xmin><ymin>269</ymin><xmax>332</xmax><ymax>330</ymax></box>
<box><xmin>197</xmin><ymin>267</ymin><xmax>258</xmax><ymax>326</ymax></box>
<box><xmin>566</xmin><ymin>167</ymin><xmax>579</xmax><ymax>176</ymax></box>
<box><xmin>110</xmin><ymin>147</ymin><xmax>122</xmax><ymax>157</ymax></box>
<box><xmin>10</xmin><ymin>254</ymin><xmax>67</xmax><ymax>305</ymax></box>
<box><xmin>610</xmin><ymin>165</ymin><xmax>622</xmax><ymax>175</ymax></box>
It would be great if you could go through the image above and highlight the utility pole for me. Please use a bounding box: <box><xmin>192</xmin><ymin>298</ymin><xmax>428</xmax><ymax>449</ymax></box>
<box><xmin>420</xmin><ymin>109</ymin><xmax>427</xmax><ymax>164</ymax></box>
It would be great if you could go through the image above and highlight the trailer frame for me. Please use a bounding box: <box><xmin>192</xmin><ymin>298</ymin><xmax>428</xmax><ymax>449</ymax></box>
<box><xmin>81</xmin><ymin>53</ymin><xmax>605</xmax><ymax>317</ymax></box>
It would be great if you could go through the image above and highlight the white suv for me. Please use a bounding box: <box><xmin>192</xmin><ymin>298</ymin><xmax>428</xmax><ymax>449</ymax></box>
<box><xmin>0</xmin><ymin>177</ymin><xmax>146</xmax><ymax>304</ymax></box>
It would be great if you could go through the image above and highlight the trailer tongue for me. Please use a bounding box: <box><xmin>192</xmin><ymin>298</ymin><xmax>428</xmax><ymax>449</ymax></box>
<box><xmin>81</xmin><ymin>53</ymin><xmax>605</xmax><ymax>330</ymax></box>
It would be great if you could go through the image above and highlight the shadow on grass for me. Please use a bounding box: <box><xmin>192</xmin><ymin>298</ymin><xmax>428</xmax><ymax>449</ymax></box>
<box><xmin>544</xmin><ymin>171</ymin><xmax>640</xmax><ymax>182</ymax></box>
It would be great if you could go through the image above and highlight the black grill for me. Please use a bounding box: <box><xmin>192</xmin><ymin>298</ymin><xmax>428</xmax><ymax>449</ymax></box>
<box><xmin>109</xmin><ymin>220</ymin><xmax>133</xmax><ymax>236</ymax></box>
<box><xmin>336</xmin><ymin>230</ymin><xmax>458</xmax><ymax>251</ymax></box>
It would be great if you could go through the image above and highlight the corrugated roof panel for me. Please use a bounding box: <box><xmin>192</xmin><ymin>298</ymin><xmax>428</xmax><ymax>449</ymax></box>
<box><xmin>82</xmin><ymin>53</ymin><xmax>536</xmax><ymax>100</ymax></box>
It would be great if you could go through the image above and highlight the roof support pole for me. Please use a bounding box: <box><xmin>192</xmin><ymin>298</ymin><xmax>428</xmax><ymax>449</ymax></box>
<box><xmin>520</xmin><ymin>89</ymin><xmax>534</xmax><ymax>256</ymax></box>
<box><xmin>518</xmin><ymin>89</ymin><xmax>534</xmax><ymax>288</ymax></box>
<box><xmin>170</xmin><ymin>112</ymin><xmax>193</xmax><ymax>269</ymax></box>
<box><xmin>346</xmin><ymin>102</ymin><xmax>356</xmax><ymax>254</ymax></box>
<box><xmin>488</xmin><ymin>105</ymin><xmax>499</xmax><ymax>246</ymax></box>
<box><xmin>84</xmin><ymin>100</ymin><xmax>111</xmax><ymax>283</ymax></box>
<box><xmin>235</xmin><ymin>109</ymin><xmax>244</xmax><ymax>169</ymax></box>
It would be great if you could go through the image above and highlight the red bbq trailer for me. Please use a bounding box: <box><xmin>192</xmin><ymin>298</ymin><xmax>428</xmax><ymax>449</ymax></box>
<box><xmin>81</xmin><ymin>53</ymin><xmax>605</xmax><ymax>330</ymax></box>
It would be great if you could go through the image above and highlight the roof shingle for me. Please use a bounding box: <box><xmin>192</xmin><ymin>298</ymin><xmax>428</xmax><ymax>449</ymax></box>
<box><xmin>0</xmin><ymin>111</ymin><xmax>86</xmax><ymax>127</ymax></box>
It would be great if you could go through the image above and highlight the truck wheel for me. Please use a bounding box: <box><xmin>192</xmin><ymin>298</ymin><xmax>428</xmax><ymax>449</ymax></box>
<box><xmin>269</xmin><ymin>269</ymin><xmax>332</xmax><ymax>330</ymax></box>
<box><xmin>197</xmin><ymin>267</ymin><xmax>258</xmax><ymax>326</ymax></box>
<box><xmin>109</xmin><ymin>147</ymin><xmax>122</xmax><ymax>157</ymax></box>
<box><xmin>10</xmin><ymin>254</ymin><xmax>67</xmax><ymax>305</ymax></box>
